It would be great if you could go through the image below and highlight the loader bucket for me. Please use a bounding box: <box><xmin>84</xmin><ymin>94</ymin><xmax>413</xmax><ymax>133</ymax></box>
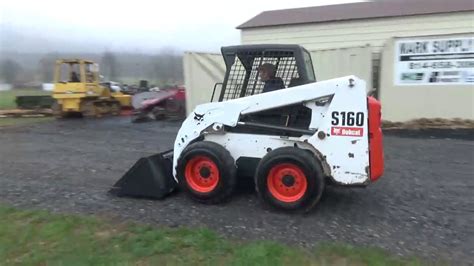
<box><xmin>109</xmin><ymin>150</ymin><xmax>177</xmax><ymax>199</ymax></box>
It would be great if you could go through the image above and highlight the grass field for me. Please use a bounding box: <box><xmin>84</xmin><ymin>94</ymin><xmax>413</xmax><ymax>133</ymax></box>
<box><xmin>0</xmin><ymin>89</ymin><xmax>53</xmax><ymax>127</ymax></box>
<box><xmin>0</xmin><ymin>117</ymin><xmax>53</xmax><ymax>127</ymax></box>
<box><xmin>0</xmin><ymin>204</ymin><xmax>425</xmax><ymax>266</ymax></box>
<box><xmin>0</xmin><ymin>89</ymin><xmax>51</xmax><ymax>109</ymax></box>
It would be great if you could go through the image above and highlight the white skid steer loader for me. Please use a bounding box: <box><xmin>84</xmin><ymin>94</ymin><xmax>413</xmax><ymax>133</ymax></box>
<box><xmin>110</xmin><ymin>44</ymin><xmax>384</xmax><ymax>212</ymax></box>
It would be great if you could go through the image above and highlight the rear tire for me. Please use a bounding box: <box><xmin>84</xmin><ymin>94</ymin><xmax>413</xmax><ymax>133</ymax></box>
<box><xmin>176</xmin><ymin>141</ymin><xmax>237</xmax><ymax>204</ymax></box>
<box><xmin>255</xmin><ymin>147</ymin><xmax>325</xmax><ymax>212</ymax></box>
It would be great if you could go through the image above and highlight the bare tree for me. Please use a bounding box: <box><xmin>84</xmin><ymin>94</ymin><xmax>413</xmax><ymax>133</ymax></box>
<box><xmin>101</xmin><ymin>51</ymin><xmax>118</xmax><ymax>80</ymax></box>
<box><xmin>38</xmin><ymin>53</ymin><xmax>59</xmax><ymax>83</ymax></box>
<box><xmin>151</xmin><ymin>47</ymin><xmax>183</xmax><ymax>86</ymax></box>
<box><xmin>0</xmin><ymin>59</ymin><xmax>23</xmax><ymax>84</ymax></box>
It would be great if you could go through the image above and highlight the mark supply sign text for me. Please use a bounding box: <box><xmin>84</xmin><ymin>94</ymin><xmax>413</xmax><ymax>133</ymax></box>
<box><xmin>395</xmin><ymin>36</ymin><xmax>474</xmax><ymax>85</ymax></box>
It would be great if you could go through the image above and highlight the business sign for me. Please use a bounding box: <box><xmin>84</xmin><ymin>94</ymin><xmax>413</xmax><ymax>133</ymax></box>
<box><xmin>395</xmin><ymin>36</ymin><xmax>474</xmax><ymax>85</ymax></box>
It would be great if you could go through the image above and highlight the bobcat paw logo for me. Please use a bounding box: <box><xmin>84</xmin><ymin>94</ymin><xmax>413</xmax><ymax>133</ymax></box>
<box><xmin>194</xmin><ymin>112</ymin><xmax>204</xmax><ymax>121</ymax></box>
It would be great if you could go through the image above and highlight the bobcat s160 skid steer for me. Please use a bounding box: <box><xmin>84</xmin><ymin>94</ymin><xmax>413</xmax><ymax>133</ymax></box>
<box><xmin>110</xmin><ymin>44</ymin><xmax>384</xmax><ymax>212</ymax></box>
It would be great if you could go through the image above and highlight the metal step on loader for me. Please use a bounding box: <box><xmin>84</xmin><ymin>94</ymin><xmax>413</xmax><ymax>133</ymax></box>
<box><xmin>109</xmin><ymin>44</ymin><xmax>384</xmax><ymax>212</ymax></box>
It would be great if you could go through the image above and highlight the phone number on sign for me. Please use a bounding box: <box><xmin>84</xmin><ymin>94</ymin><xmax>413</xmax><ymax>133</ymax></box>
<box><xmin>409</xmin><ymin>61</ymin><xmax>474</xmax><ymax>69</ymax></box>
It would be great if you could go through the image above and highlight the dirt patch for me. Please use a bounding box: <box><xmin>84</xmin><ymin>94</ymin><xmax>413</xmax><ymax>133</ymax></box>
<box><xmin>383</xmin><ymin>118</ymin><xmax>474</xmax><ymax>129</ymax></box>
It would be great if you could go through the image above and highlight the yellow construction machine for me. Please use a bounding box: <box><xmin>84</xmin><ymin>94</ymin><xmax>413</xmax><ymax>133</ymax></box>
<box><xmin>52</xmin><ymin>59</ymin><xmax>131</xmax><ymax>118</ymax></box>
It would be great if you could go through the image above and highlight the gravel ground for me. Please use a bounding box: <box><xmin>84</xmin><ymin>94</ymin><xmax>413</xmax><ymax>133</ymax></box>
<box><xmin>0</xmin><ymin>117</ymin><xmax>473</xmax><ymax>265</ymax></box>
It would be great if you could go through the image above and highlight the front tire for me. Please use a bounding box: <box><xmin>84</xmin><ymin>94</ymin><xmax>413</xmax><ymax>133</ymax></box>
<box><xmin>255</xmin><ymin>147</ymin><xmax>325</xmax><ymax>212</ymax></box>
<box><xmin>176</xmin><ymin>141</ymin><xmax>237</xmax><ymax>204</ymax></box>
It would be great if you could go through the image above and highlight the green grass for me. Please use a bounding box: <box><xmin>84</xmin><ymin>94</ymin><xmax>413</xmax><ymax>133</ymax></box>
<box><xmin>0</xmin><ymin>204</ymin><xmax>428</xmax><ymax>266</ymax></box>
<box><xmin>0</xmin><ymin>89</ymin><xmax>54</xmax><ymax>127</ymax></box>
<box><xmin>0</xmin><ymin>89</ymin><xmax>51</xmax><ymax>109</ymax></box>
<box><xmin>0</xmin><ymin>117</ymin><xmax>53</xmax><ymax>127</ymax></box>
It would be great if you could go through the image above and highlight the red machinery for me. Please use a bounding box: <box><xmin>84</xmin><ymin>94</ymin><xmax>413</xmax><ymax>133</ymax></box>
<box><xmin>131</xmin><ymin>86</ymin><xmax>186</xmax><ymax>123</ymax></box>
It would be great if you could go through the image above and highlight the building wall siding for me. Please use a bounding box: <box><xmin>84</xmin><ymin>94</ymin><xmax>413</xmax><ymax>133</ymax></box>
<box><xmin>310</xmin><ymin>46</ymin><xmax>373</xmax><ymax>89</ymax></box>
<box><xmin>241</xmin><ymin>12</ymin><xmax>474</xmax><ymax>52</ymax></box>
<box><xmin>183</xmin><ymin>52</ymin><xmax>225</xmax><ymax>114</ymax></box>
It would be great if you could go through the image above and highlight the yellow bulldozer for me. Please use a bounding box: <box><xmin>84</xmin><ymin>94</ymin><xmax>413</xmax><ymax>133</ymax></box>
<box><xmin>52</xmin><ymin>59</ymin><xmax>131</xmax><ymax>118</ymax></box>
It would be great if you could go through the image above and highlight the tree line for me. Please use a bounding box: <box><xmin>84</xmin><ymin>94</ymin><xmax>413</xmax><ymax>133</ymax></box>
<box><xmin>0</xmin><ymin>49</ymin><xmax>184</xmax><ymax>87</ymax></box>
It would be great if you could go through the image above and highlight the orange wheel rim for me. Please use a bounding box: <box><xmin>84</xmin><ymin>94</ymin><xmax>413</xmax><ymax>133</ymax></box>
<box><xmin>185</xmin><ymin>156</ymin><xmax>220</xmax><ymax>193</ymax></box>
<box><xmin>267</xmin><ymin>163</ymin><xmax>308</xmax><ymax>203</ymax></box>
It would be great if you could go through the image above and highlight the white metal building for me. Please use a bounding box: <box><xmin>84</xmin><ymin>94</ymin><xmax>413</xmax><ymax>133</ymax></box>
<box><xmin>238</xmin><ymin>0</ymin><xmax>473</xmax><ymax>52</ymax></box>
<box><xmin>235</xmin><ymin>0</ymin><xmax>474</xmax><ymax>121</ymax></box>
<box><xmin>183</xmin><ymin>0</ymin><xmax>473</xmax><ymax>122</ymax></box>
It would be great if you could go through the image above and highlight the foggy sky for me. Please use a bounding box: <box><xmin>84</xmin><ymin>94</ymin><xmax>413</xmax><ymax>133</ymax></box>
<box><xmin>1</xmin><ymin>0</ymin><xmax>364</xmax><ymax>54</ymax></box>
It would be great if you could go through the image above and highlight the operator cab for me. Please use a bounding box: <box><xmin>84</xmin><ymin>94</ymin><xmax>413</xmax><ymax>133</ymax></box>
<box><xmin>214</xmin><ymin>45</ymin><xmax>317</xmax><ymax>137</ymax></box>
<box><xmin>214</xmin><ymin>44</ymin><xmax>316</xmax><ymax>102</ymax></box>
<box><xmin>54</xmin><ymin>59</ymin><xmax>99</xmax><ymax>84</ymax></box>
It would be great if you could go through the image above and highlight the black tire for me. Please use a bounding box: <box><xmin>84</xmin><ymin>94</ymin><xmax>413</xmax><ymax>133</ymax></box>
<box><xmin>165</xmin><ymin>99</ymin><xmax>180</xmax><ymax>113</ymax></box>
<box><xmin>255</xmin><ymin>147</ymin><xmax>325</xmax><ymax>212</ymax></box>
<box><xmin>176</xmin><ymin>141</ymin><xmax>237</xmax><ymax>204</ymax></box>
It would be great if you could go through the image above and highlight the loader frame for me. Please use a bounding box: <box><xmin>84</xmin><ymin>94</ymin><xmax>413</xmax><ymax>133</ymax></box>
<box><xmin>174</xmin><ymin>75</ymin><xmax>379</xmax><ymax>186</ymax></box>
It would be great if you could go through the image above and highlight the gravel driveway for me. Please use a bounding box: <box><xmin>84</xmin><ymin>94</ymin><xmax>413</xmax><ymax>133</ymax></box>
<box><xmin>0</xmin><ymin>117</ymin><xmax>472</xmax><ymax>265</ymax></box>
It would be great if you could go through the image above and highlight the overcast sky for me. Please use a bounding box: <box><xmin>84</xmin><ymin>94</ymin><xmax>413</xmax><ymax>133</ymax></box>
<box><xmin>1</xmin><ymin>0</ymin><xmax>364</xmax><ymax>54</ymax></box>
